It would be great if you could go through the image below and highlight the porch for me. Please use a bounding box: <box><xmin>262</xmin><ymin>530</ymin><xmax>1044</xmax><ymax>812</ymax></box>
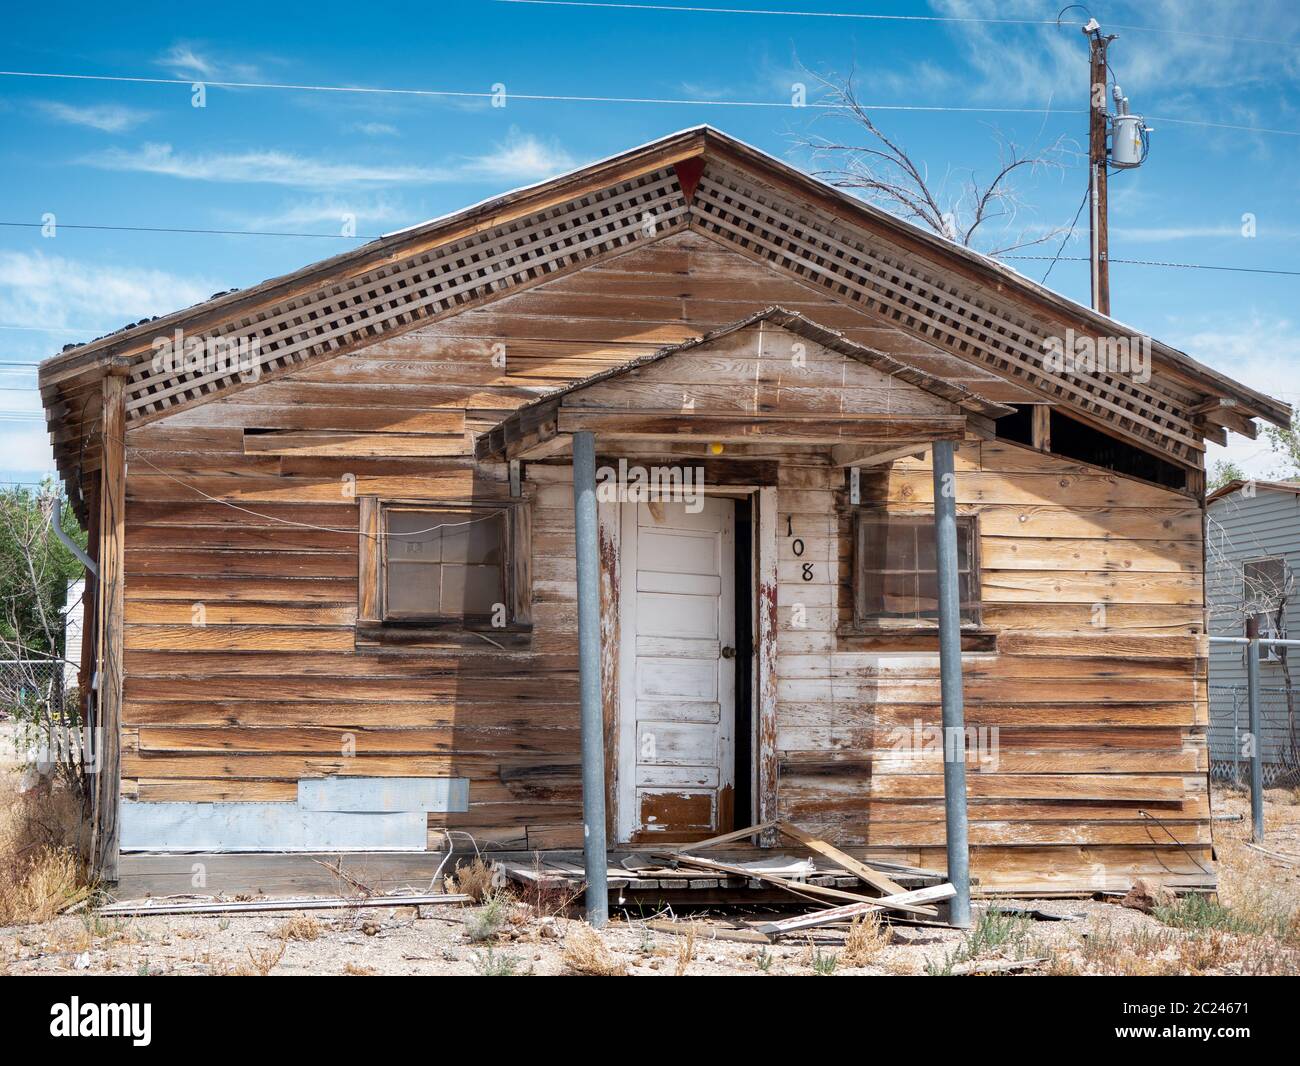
<box><xmin>475</xmin><ymin>308</ymin><xmax>1013</xmax><ymax>926</ymax></box>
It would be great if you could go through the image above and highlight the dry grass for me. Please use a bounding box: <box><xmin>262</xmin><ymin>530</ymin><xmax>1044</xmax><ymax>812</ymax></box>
<box><xmin>562</xmin><ymin>923</ymin><xmax>626</xmax><ymax>976</ymax></box>
<box><xmin>842</xmin><ymin>911</ymin><xmax>891</xmax><ymax>967</ymax></box>
<box><xmin>274</xmin><ymin>915</ymin><xmax>321</xmax><ymax>942</ymax></box>
<box><xmin>673</xmin><ymin>922</ymin><xmax>697</xmax><ymax>976</ymax></box>
<box><xmin>216</xmin><ymin>939</ymin><xmax>287</xmax><ymax>977</ymax></box>
<box><xmin>447</xmin><ymin>856</ymin><xmax>498</xmax><ymax>903</ymax></box>
<box><xmin>342</xmin><ymin>961</ymin><xmax>376</xmax><ymax>976</ymax></box>
<box><xmin>1010</xmin><ymin>786</ymin><xmax>1300</xmax><ymax>977</ymax></box>
<box><xmin>0</xmin><ymin>772</ymin><xmax>88</xmax><ymax>925</ymax></box>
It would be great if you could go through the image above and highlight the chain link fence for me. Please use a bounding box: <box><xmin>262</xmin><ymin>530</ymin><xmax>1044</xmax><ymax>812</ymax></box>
<box><xmin>0</xmin><ymin>658</ymin><xmax>68</xmax><ymax>716</ymax></box>
<box><xmin>0</xmin><ymin>658</ymin><xmax>81</xmax><ymax>775</ymax></box>
<box><xmin>1208</xmin><ymin>682</ymin><xmax>1300</xmax><ymax>789</ymax></box>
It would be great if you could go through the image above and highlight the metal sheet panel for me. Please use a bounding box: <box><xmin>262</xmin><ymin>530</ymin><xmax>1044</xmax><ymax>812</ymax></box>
<box><xmin>120</xmin><ymin>802</ymin><xmax>428</xmax><ymax>852</ymax></box>
<box><xmin>297</xmin><ymin>777</ymin><xmax>470</xmax><ymax>813</ymax></box>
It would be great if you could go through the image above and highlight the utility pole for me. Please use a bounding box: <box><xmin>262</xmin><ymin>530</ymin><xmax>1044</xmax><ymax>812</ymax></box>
<box><xmin>1084</xmin><ymin>19</ymin><xmax>1115</xmax><ymax>316</ymax></box>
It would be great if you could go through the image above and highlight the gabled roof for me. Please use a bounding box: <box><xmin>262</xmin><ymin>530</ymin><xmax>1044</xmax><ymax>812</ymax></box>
<box><xmin>36</xmin><ymin>125</ymin><xmax>1290</xmax><ymax>517</ymax></box>
<box><xmin>476</xmin><ymin>306</ymin><xmax>1013</xmax><ymax>461</ymax></box>
<box><xmin>1207</xmin><ymin>478</ymin><xmax>1300</xmax><ymax>504</ymax></box>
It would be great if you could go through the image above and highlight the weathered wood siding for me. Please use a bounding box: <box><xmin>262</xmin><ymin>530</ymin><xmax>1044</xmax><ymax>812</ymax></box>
<box><xmin>117</xmin><ymin>231</ymin><xmax>1211</xmax><ymax>890</ymax></box>
<box><xmin>774</xmin><ymin>442</ymin><xmax>1209</xmax><ymax>892</ymax></box>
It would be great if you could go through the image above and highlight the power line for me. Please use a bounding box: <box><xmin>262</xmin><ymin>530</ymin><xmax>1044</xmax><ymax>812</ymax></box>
<box><xmin>0</xmin><ymin>329</ymin><xmax>95</xmax><ymax>337</ymax></box>
<box><xmin>1039</xmin><ymin>186</ymin><xmax>1090</xmax><ymax>285</ymax></box>
<box><xmin>2</xmin><ymin>68</ymin><xmax>1298</xmax><ymax>137</ymax></box>
<box><xmin>1001</xmin><ymin>254</ymin><xmax>1300</xmax><ymax>278</ymax></box>
<box><xmin>0</xmin><ymin>71</ymin><xmax>1076</xmax><ymax>116</ymax></box>
<box><xmin>501</xmin><ymin>0</ymin><xmax>1300</xmax><ymax>48</ymax></box>
<box><xmin>0</xmin><ymin>221</ymin><xmax>366</xmax><ymax>240</ymax></box>
<box><xmin>496</xmin><ymin>0</ymin><xmax>1068</xmax><ymax>27</ymax></box>
<box><xmin>0</xmin><ymin>220</ymin><xmax>373</xmax><ymax>242</ymax></box>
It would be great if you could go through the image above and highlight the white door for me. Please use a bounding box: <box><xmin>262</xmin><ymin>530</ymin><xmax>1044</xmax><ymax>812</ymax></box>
<box><xmin>618</xmin><ymin>498</ymin><xmax>735</xmax><ymax>843</ymax></box>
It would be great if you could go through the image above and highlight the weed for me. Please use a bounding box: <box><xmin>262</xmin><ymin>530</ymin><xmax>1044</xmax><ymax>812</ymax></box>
<box><xmin>563</xmin><ymin>923</ymin><xmax>626</xmax><ymax>976</ymax></box>
<box><xmin>274</xmin><ymin>914</ymin><xmax>321</xmax><ymax>942</ymax></box>
<box><xmin>842</xmin><ymin>912</ymin><xmax>890</xmax><ymax>967</ymax></box>
<box><xmin>465</xmin><ymin>892</ymin><xmax>512</xmax><ymax>943</ymax></box>
<box><xmin>674</xmin><ymin>922</ymin><xmax>697</xmax><ymax>976</ymax></box>
<box><xmin>924</xmin><ymin>906</ymin><xmax>1031</xmax><ymax>975</ymax></box>
<box><xmin>448</xmin><ymin>857</ymin><xmax>499</xmax><ymax>903</ymax></box>
<box><xmin>1155</xmin><ymin>894</ymin><xmax>1261</xmax><ymax>935</ymax></box>
<box><xmin>471</xmin><ymin>946</ymin><xmax>526</xmax><ymax>976</ymax></box>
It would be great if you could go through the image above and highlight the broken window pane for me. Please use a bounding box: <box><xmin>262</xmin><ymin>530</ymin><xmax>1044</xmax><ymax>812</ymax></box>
<box><xmin>384</xmin><ymin>507</ymin><xmax>507</xmax><ymax>623</ymax></box>
<box><xmin>856</xmin><ymin>513</ymin><xmax>978</xmax><ymax>626</ymax></box>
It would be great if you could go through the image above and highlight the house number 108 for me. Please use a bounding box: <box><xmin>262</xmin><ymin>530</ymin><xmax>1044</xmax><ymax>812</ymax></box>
<box><xmin>787</xmin><ymin>516</ymin><xmax>813</xmax><ymax>580</ymax></box>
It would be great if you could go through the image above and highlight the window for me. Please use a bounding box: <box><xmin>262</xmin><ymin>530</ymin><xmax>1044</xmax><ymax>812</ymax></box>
<box><xmin>1243</xmin><ymin>557</ymin><xmax>1288</xmax><ymax>663</ymax></box>
<box><xmin>853</xmin><ymin>511</ymin><xmax>979</xmax><ymax>629</ymax></box>
<box><xmin>358</xmin><ymin>498</ymin><xmax>530</xmax><ymax>634</ymax></box>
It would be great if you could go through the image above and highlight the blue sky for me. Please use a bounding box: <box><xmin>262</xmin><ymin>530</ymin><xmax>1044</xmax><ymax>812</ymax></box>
<box><xmin>3</xmin><ymin>0</ymin><xmax>1298</xmax><ymax>486</ymax></box>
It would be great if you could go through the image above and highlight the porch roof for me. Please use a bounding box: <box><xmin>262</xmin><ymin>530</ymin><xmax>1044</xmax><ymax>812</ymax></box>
<box><xmin>475</xmin><ymin>307</ymin><xmax>1014</xmax><ymax>463</ymax></box>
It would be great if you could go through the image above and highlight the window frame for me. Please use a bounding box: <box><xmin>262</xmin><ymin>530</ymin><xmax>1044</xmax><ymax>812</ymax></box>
<box><xmin>357</xmin><ymin>496</ymin><xmax>532</xmax><ymax>638</ymax></box>
<box><xmin>850</xmin><ymin>508</ymin><xmax>982</xmax><ymax>633</ymax></box>
<box><xmin>1242</xmin><ymin>555</ymin><xmax>1288</xmax><ymax>664</ymax></box>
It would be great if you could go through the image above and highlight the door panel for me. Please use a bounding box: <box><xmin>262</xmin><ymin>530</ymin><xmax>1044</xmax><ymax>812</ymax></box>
<box><xmin>618</xmin><ymin>498</ymin><xmax>736</xmax><ymax>843</ymax></box>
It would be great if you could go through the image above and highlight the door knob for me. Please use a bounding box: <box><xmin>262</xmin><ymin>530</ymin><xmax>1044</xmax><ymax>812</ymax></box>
<box><xmin>721</xmin><ymin>646</ymin><xmax>736</xmax><ymax>659</ymax></box>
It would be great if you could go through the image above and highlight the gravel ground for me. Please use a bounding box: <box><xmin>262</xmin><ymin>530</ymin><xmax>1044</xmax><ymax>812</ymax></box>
<box><xmin>3</xmin><ymin>786</ymin><xmax>1298</xmax><ymax>977</ymax></box>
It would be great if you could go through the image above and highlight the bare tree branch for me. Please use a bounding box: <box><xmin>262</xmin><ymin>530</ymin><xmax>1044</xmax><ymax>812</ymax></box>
<box><xmin>793</xmin><ymin>64</ymin><xmax>1080</xmax><ymax>258</ymax></box>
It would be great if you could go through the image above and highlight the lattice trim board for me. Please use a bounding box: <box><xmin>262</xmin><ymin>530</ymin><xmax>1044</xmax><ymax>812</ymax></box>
<box><xmin>124</xmin><ymin>167</ymin><xmax>688</xmax><ymax>421</ymax></box>
<box><xmin>64</xmin><ymin>147</ymin><xmax>1213</xmax><ymax>472</ymax></box>
<box><xmin>689</xmin><ymin>159</ymin><xmax>1205</xmax><ymax>465</ymax></box>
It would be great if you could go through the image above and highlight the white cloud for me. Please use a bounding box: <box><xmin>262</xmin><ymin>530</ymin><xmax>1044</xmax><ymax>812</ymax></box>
<box><xmin>1170</xmin><ymin>312</ymin><xmax>1300</xmax><ymax>478</ymax></box>
<box><xmin>84</xmin><ymin>142</ymin><xmax>449</xmax><ymax>187</ymax></box>
<box><xmin>155</xmin><ymin>42</ymin><xmax>263</xmax><ymax>82</ymax></box>
<box><xmin>83</xmin><ymin>130</ymin><xmax>579</xmax><ymax>189</ymax></box>
<box><xmin>234</xmin><ymin>196</ymin><xmax>409</xmax><ymax>232</ymax></box>
<box><xmin>0</xmin><ymin>250</ymin><xmax>217</xmax><ymax>334</ymax></box>
<box><xmin>880</xmin><ymin>0</ymin><xmax>1300</xmax><ymax>109</ymax></box>
<box><xmin>38</xmin><ymin>102</ymin><xmax>151</xmax><ymax>133</ymax></box>
<box><xmin>158</xmin><ymin>43</ymin><xmax>218</xmax><ymax>79</ymax></box>
<box><xmin>0</xmin><ymin>425</ymin><xmax>57</xmax><ymax>478</ymax></box>
<box><xmin>353</xmin><ymin>122</ymin><xmax>399</xmax><ymax>137</ymax></box>
<box><xmin>459</xmin><ymin>128</ymin><xmax>577</xmax><ymax>182</ymax></box>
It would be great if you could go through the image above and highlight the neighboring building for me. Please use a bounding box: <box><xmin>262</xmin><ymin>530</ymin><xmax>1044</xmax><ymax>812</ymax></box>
<box><xmin>64</xmin><ymin>577</ymin><xmax>85</xmax><ymax>693</ymax></box>
<box><xmin>1206</xmin><ymin>479</ymin><xmax>1300</xmax><ymax>787</ymax></box>
<box><xmin>36</xmin><ymin>127</ymin><xmax>1289</xmax><ymax>898</ymax></box>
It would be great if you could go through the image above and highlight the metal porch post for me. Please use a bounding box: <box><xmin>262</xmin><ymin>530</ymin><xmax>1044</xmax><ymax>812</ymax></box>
<box><xmin>572</xmin><ymin>430</ymin><xmax>609</xmax><ymax>925</ymax></box>
<box><xmin>931</xmin><ymin>439</ymin><xmax>971</xmax><ymax>927</ymax></box>
<box><xmin>1245</xmin><ymin>616</ymin><xmax>1264</xmax><ymax>842</ymax></box>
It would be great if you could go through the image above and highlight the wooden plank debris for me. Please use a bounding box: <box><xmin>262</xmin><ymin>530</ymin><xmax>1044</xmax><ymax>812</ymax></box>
<box><xmin>644</xmin><ymin>919</ymin><xmax>773</xmax><ymax>945</ymax></box>
<box><xmin>949</xmin><ymin>956</ymin><xmax>1048</xmax><ymax>976</ymax></box>
<box><xmin>648</xmin><ymin>851</ymin><xmax>944</xmax><ymax>915</ymax></box>
<box><xmin>776</xmin><ymin>821</ymin><xmax>920</xmax><ymax>904</ymax></box>
<box><xmin>753</xmin><ymin>883</ymin><xmax>956</xmax><ymax>937</ymax></box>
<box><xmin>97</xmin><ymin>893</ymin><xmax>472</xmax><ymax>917</ymax></box>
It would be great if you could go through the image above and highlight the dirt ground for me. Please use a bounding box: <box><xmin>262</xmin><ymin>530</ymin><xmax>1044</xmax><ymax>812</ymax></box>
<box><xmin>3</xmin><ymin>783</ymin><xmax>1298</xmax><ymax>977</ymax></box>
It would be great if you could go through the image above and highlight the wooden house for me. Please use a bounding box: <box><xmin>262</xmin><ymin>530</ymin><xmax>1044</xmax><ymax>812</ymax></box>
<box><xmin>37</xmin><ymin>127</ymin><xmax>1289</xmax><ymax>905</ymax></box>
